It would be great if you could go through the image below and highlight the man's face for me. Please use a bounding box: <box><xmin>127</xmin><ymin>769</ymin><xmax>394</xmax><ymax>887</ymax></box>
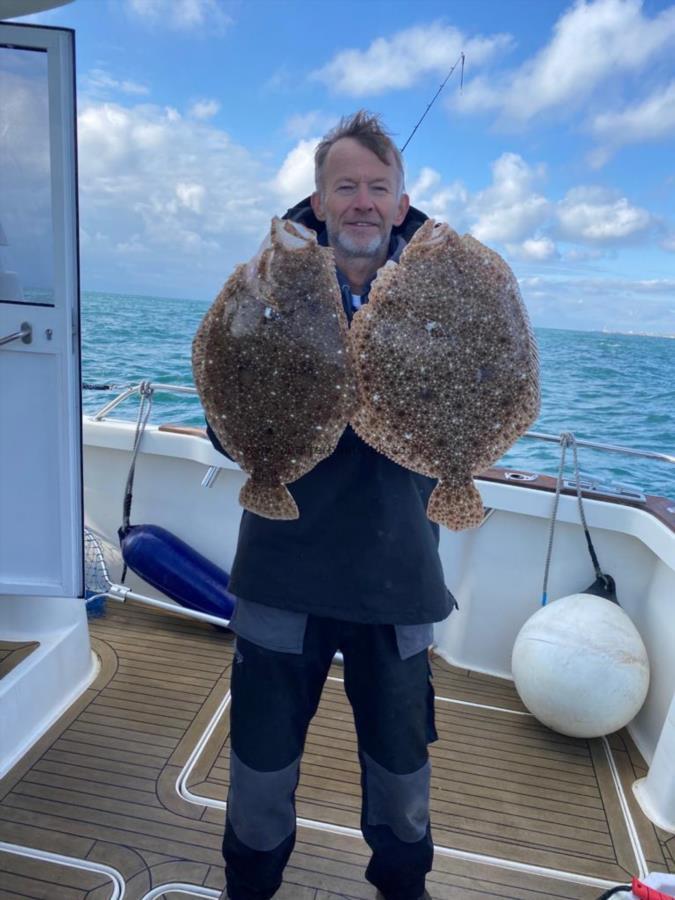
<box><xmin>310</xmin><ymin>138</ymin><xmax>410</xmax><ymax>261</ymax></box>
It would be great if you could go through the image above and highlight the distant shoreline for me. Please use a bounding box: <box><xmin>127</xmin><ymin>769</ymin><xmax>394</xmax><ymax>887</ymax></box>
<box><xmin>599</xmin><ymin>329</ymin><xmax>675</xmax><ymax>339</ymax></box>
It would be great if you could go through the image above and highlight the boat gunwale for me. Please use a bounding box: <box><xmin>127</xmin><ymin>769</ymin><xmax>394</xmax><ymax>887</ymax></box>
<box><xmin>84</xmin><ymin>415</ymin><xmax>675</xmax><ymax>537</ymax></box>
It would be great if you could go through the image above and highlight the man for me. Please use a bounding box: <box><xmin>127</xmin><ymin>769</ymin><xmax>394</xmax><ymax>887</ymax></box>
<box><xmin>208</xmin><ymin>111</ymin><xmax>455</xmax><ymax>900</ymax></box>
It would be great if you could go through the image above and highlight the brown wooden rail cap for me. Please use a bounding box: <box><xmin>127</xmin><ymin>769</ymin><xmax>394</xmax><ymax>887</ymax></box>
<box><xmin>155</xmin><ymin>424</ymin><xmax>674</xmax><ymax>534</ymax></box>
<box><xmin>477</xmin><ymin>466</ymin><xmax>675</xmax><ymax>533</ymax></box>
<box><xmin>157</xmin><ymin>424</ymin><xmax>208</xmax><ymax>438</ymax></box>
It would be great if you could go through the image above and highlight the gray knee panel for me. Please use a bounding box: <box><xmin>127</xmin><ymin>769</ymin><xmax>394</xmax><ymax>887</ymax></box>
<box><xmin>362</xmin><ymin>750</ymin><xmax>431</xmax><ymax>843</ymax></box>
<box><xmin>227</xmin><ymin>750</ymin><xmax>300</xmax><ymax>851</ymax></box>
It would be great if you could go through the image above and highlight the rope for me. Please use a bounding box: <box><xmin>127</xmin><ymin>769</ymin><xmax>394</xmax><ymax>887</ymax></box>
<box><xmin>541</xmin><ymin>431</ymin><xmax>607</xmax><ymax>605</ymax></box>
<box><xmin>568</xmin><ymin>433</ymin><xmax>605</xmax><ymax>582</ymax></box>
<box><xmin>120</xmin><ymin>382</ymin><xmax>154</xmax><ymax>580</ymax></box>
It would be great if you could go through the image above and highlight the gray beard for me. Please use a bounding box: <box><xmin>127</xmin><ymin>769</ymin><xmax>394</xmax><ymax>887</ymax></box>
<box><xmin>328</xmin><ymin>224</ymin><xmax>388</xmax><ymax>259</ymax></box>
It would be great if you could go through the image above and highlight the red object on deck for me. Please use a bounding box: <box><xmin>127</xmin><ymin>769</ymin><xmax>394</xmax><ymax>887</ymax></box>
<box><xmin>632</xmin><ymin>877</ymin><xmax>675</xmax><ymax>900</ymax></box>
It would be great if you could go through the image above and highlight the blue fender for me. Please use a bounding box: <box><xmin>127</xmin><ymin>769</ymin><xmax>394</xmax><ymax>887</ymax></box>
<box><xmin>119</xmin><ymin>523</ymin><xmax>236</xmax><ymax>622</ymax></box>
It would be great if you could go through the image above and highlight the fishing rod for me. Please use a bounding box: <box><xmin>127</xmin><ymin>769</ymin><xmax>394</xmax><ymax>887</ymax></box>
<box><xmin>400</xmin><ymin>52</ymin><xmax>465</xmax><ymax>153</ymax></box>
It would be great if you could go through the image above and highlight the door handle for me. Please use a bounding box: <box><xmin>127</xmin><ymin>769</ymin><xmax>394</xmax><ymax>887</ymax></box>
<box><xmin>0</xmin><ymin>322</ymin><xmax>32</xmax><ymax>346</ymax></box>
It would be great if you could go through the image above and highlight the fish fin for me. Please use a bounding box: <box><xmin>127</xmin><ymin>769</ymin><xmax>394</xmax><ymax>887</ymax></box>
<box><xmin>239</xmin><ymin>478</ymin><xmax>299</xmax><ymax>520</ymax></box>
<box><xmin>427</xmin><ymin>480</ymin><xmax>485</xmax><ymax>531</ymax></box>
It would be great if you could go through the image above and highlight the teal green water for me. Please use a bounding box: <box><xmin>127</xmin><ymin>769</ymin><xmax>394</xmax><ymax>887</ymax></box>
<box><xmin>81</xmin><ymin>291</ymin><xmax>674</xmax><ymax>501</ymax></box>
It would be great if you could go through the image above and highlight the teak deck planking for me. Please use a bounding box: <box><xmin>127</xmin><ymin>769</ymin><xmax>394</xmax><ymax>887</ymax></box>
<box><xmin>0</xmin><ymin>604</ymin><xmax>672</xmax><ymax>899</ymax></box>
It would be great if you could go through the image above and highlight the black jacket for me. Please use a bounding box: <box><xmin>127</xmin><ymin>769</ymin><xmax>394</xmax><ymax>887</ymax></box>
<box><xmin>205</xmin><ymin>199</ymin><xmax>453</xmax><ymax>625</ymax></box>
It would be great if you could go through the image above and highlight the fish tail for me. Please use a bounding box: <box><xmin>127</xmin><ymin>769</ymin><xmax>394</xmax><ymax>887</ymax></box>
<box><xmin>427</xmin><ymin>479</ymin><xmax>485</xmax><ymax>531</ymax></box>
<box><xmin>239</xmin><ymin>478</ymin><xmax>299</xmax><ymax>520</ymax></box>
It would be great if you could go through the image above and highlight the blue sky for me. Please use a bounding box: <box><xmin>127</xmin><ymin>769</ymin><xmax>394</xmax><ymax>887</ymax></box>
<box><xmin>8</xmin><ymin>0</ymin><xmax>675</xmax><ymax>333</ymax></box>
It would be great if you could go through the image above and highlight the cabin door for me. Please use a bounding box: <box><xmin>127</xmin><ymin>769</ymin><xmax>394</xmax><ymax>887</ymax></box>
<box><xmin>0</xmin><ymin>24</ymin><xmax>82</xmax><ymax>598</ymax></box>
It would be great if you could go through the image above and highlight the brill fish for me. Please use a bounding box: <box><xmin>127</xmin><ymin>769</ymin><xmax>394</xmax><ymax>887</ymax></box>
<box><xmin>349</xmin><ymin>219</ymin><xmax>541</xmax><ymax>530</ymax></box>
<box><xmin>193</xmin><ymin>218</ymin><xmax>357</xmax><ymax>519</ymax></box>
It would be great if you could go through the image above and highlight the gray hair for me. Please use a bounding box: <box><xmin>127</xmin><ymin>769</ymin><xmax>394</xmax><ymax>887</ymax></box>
<box><xmin>314</xmin><ymin>110</ymin><xmax>405</xmax><ymax>196</ymax></box>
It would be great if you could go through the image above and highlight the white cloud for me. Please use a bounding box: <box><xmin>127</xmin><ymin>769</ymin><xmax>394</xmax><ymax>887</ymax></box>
<box><xmin>175</xmin><ymin>182</ymin><xmax>206</xmax><ymax>213</ymax></box>
<box><xmin>589</xmin><ymin>80</ymin><xmax>675</xmax><ymax>160</ymax></box>
<box><xmin>189</xmin><ymin>99</ymin><xmax>220</xmax><ymax>120</ymax></box>
<box><xmin>557</xmin><ymin>186</ymin><xmax>653</xmax><ymax>242</ymax></box>
<box><xmin>312</xmin><ymin>22</ymin><xmax>511</xmax><ymax>96</ymax></box>
<box><xmin>509</xmin><ymin>237</ymin><xmax>559</xmax><ymax>261</ymax></box>
<box><xmin>585</xmin><ymin>146</ymin><xmax>613</xmax><ymax>170</ymax></box>
<box><xmin>454</xmin><ymin>0</ymin><xmax>675</xmax><ymax>123</ymax></box>
<box><xmin>409</xmin><ymin>167</ymin><xmax>441</xmax><ymax>198</ymax></box>
<box><xmin>406</xmin><ymin>154</ymin><xmax>661</xmax><ymax>268</ymax></box>
<box><xmin>626</xmin><ymin>279</ymin><xmax>675</xmax><ymax>294</ymax></box>
<box><xmin>519</xmin><ymin>275</ymin><xmax>675</xmax><ymax>333</ymax></box>
<box><xmin>262</xmin><ymin>66</ymin><xmax>293</xmax><ymax>94</ymax></box>
<box><xmin>83</xmin><ymin>68</ymin><xmax>150</xmax><ymax>97</ymax></box>
<box><xmin>284</xmin><ymin>111</ymin><xmax>334</xmax><ymax>140</ymax></box>
<box><xmin>408</xmin><ymin>167</ymin><xmax>469</xmax><ymax>224</ymax></box>
<box><xmin>524</xmin><ymin>276</ymin><xmax>675</xmax><ymax>296</ymax></box>
<box><xmin>563</xmin><ymin>247</ymin><xmax>607</xmax><ymax>262</ymax></box>
<box><xmin>114</xmin><ymin>233</ymin><xmax>147</xmax><ymax>255</ymax></box>
<box><xmin>469</xmin><ymin>153</ymin><xmax>550</xmax><ymax>243</ymax></box>
<box><xmin>76</xmin><ymin>100</ymin><xmax>275</xmax><ymax>297</ymax></box>
<box><xmin>408</xmin><ymin>155</ymin><xmax>552</xmax><ymax>242</ymax></box>
<box><xmin>125</xmin><ymin>0</ymin><xmax>231</xmax><ymax>32</ymax></box>
<box><xmin>271</xmin><ymin>138</ymin><xmax>319</xmax><ymax>208</ymax></box>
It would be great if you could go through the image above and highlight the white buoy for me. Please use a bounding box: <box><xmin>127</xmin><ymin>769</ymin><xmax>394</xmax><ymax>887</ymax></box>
<box><xmin>512</xmin><ymin>593</ymin><xmax>650</xmax><ymax>738</ymax></box>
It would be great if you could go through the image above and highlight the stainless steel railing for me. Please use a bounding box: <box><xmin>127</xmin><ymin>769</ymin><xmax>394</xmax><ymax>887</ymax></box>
<box><xmin>84</xmin><ymin>380</ymin><xmax>675</xmax><ymax>466</ymax></box>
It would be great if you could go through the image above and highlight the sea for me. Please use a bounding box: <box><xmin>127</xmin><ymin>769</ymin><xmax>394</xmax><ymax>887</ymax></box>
<box><xmin>81</xmin><ymin>291</ymin><xmax>675</xmax><ymax>502</ymax></box>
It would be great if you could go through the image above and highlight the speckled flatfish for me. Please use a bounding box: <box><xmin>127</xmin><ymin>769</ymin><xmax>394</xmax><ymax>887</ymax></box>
<box><xmin>192</xmin><ymin>217</ymin><xmax>356</xmax><ymax>519</ymax></box>
<box><xmin>349</xmin><ymin>219</ymin><xmax>540</xmax><ymax>530</ymax></box>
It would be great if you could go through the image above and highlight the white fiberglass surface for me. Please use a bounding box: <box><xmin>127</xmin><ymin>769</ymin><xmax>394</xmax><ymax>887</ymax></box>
<box><xmin>0</xmin><ymin>596</ymin><xmax>96</xmax><ymax>779</ymax></box>
<box><xmin>81</xmin><ymin>423</ymin><xmax>675</xmax><ymax>771</ymax></box>
<box><xmin>0</xmin><ymin>25</ymin><xmax>82</xmax><ymax>598</ymax></box>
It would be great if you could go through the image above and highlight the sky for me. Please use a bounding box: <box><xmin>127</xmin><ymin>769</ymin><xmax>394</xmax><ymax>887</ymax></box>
<box><xmin>3</xmin><ymin>0</ymin><xmax>675</xmax><ymax>334</ymax></box>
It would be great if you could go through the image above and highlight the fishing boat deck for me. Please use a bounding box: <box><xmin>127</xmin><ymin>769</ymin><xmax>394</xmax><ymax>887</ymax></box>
<box><xmin>0</xmin><ymin>641</ymin><xmax>40</xmax><ymax>681</ymax></box>
<box><xmin>0</xmin><ymin>603</ymin><xmax>672</xmax><ymax>900</ymax></box>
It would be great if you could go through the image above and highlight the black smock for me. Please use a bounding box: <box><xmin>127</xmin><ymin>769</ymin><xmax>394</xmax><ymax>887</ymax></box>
<box><xmin>205</xmin><ymin>199</ymin><xmax>454</xmax><ymax>627</ymax></box>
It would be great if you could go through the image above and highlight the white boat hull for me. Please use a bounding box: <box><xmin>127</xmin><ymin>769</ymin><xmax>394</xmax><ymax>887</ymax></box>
<box><xmin>81</xmin><ymin>416</ymin><xmax>675</xmax><ymax>831</ymax></box>
<box><xmin>0</xmin><ymin>594</ymin><xmax>96</xmax><ymax>779</ymax></box>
